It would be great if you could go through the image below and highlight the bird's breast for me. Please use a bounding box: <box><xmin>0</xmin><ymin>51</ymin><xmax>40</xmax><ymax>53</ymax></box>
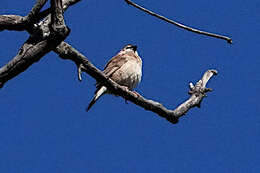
<box><xmin>112</xmin><ymin>59</ymin><xmax>142</xmax><ymax>90</ymax></box>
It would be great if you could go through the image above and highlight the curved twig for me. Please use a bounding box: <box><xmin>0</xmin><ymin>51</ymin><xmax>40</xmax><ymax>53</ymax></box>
<box><xmin>125</xmin><ymin>0</ymin><xmax>232</xmax><ymax>44</ymax></box>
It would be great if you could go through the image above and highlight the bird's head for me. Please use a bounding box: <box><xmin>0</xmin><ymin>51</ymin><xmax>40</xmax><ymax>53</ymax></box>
<box><xmin>122</xmin><ymin>44</ymin><xmax>137</xmax><ymax>52</ymax></box>
<box><xmin>121</xmin><ymin>44</ymin><xmax>138</xmax><ymax>56</ymax></box>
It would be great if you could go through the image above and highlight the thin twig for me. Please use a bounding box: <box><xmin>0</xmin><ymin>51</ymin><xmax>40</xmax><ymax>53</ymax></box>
<box><xmin>125</xmin><ymin>0</ymin><xmax>232</xmax><ymax>44</ymax></box>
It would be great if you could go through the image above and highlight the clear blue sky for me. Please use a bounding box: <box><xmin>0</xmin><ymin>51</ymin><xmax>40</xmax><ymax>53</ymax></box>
<box><xmin>0</xmin><ymin>0</ymin><xmax>259</xmax><ymax>172</ymax></box>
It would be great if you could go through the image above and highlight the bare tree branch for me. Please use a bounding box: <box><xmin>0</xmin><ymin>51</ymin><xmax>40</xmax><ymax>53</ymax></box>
<box><xmin>0</xmin><ymin>31</ymin><xmax>70</xmax><ymax>88</ymax></box>
<box><xmin>50</xmin><ymin>0</ymin><xmax>69</xmax><ymax>36</ymax></box>
<box><xmin>0</xmin><ymin>0</ymin><xmax>73</xmax><ymax>88</ymax></box>
<box><xmin>62</xmin><ymin>0</ymin><xmax>81</xmax><ymax>9</ymax></box>
<box><xmin>0</xmin><ymin>0</ymin><xmax>47</xmax><ymax>31</ymax></box>
<box><xmin>54</xmin><ymin>42</ymin><xmax>217</xmax><ymax>124</ymax></box>
<box><xmin>0</xmin><ymin>0</ymin><xmax>220</xmax><ymax>124</ymax></box>
<box><xmin>0</xmin><ymin>0</ymin><xmax>80</xmax><ymax>32</ymax></box>
<box><xmin>0</xmin><ymin>37</ymin><xmax>50</xmax><ymax>88</ymax></box>
<box><xmin>173</xmin><ymin>69</ymin><xmax>217</xmax><ymax>116</ymax></box>
<box><xmin>34</xmin><ymin>0</ymin><xmax>81</xmax><ymax>23</ymax></box>
<box><xmin>0</xmin><ymin>15</ymin><xmax>25</xmax><ymax>31</ymax></box>
<box><xmin>125</xmin><ymin>0</ymin><xmax>232</xmax><ymax>44</ymax></box>
<box><xmin>24</xmin><ymin>0</ymin><xmax>48</xmax><ymax>23</ymax></box>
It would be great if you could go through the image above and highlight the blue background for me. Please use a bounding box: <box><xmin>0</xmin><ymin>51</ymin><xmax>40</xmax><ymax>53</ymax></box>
<box><xmin>0</xmin><ymin>0</ymin><xmax>259</xmax><ymax>172</ymax></box>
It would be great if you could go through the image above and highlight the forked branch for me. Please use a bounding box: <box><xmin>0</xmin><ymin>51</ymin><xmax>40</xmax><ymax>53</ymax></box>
<box><xmin>55</xmin><ymin>42</ymin><xmax>218</xmax><ymax>124</ymax></box>
<box><xmin>125</xmin><ymin>0</ymin><xmax>232</xmax><ymax>44</ymax></box>
<box><xmin>0</xmin><ymin>0</ymin><xmax>220</xmax><ymax>124</ymax></box>
<box><xmin>0</xmin><ymin>0</ymin><xmax>47</xmax><ymax>31</ymax></box>
<box><xmin>0</xmin><ymin>0</ymin><xmax>72</xmax><ymax>88</ymax></box>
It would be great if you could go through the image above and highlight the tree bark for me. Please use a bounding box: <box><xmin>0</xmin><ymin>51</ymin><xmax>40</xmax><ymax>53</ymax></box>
<box><xmin>0</xmin><ymin>0</ymin><xmax>226</xmax><ymax>124</ymax></box>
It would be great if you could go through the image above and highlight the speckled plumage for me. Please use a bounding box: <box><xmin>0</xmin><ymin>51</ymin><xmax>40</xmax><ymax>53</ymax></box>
<box><xmin>87</xmin><ymin>44</ymin><xmax>142</xmax><ymax>111</ymax></box>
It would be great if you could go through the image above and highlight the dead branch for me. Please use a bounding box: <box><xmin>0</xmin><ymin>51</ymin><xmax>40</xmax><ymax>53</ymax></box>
<box><xmin>54</xmin><ymin>42</ymin><xmax>217</xmax><ymax>124</ymax></box>
<box><xmin>0</xmin><ymin>0</ymin><xmax>73</xmax><ymax>88</ymax></box>
<box><xmin>24</xmin><ymin>0</ymin><xmax>48</xmax><ymax>23</ymax></box>
<box><xmin>0</xmin><ymin>15</ymin><xmax>25</xmax><ymax>31</ymax></box>
<box><xmin>0</xmin><ymin>0</ymin><xmax>79</xmax><ymax>32</ymax></box>
<box><xmin>0</xmin><ymin>0</ymin><xmax>220</xmax><ymax>124</ymax></box>
<box><xmin>125</xmin><ymin>0</ymin><xmax>232</xmax><ymax>44</ymax></box>
<box><xmin>35</xmin><ymin>0</ymin><xmax>80</xmax><ymax>23</ymax></box>
<box><xmin>50</xmin><ymin>0</ymin><xmax>69</xmax><ymax>35</ymax></box>
<box><xmin>0</xmin><ymin>0</ymin><xmax>47</xmax><ymax>31</ymax></box>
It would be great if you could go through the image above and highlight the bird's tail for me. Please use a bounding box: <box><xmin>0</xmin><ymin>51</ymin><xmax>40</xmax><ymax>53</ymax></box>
<box><xmin>86</xmin><ymin>86</ymin><xmax>107</xmax><ymax>111</ymax></box>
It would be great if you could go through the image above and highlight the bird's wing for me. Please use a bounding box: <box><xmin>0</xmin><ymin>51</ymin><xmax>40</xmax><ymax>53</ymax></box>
<box><xmin>103</xmin><ymin>54</ymin><xmax>128</xmax><ymax>77</ymax></box>
<box><xmin>95</xmin><ymin>53</ymin><xmax>128</xmax><ymax>89</ymax></box>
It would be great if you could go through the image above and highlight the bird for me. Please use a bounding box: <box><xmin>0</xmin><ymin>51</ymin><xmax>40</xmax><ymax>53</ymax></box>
<box><xmin>86</xmin><ymin>44</ymin><xmax>142</xmax><ymax>111</ymax></box>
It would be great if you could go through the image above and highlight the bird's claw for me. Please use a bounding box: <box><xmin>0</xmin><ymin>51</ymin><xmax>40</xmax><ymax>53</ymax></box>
<box><xmin>77</xmin><ymin>64</ymin><xmax>84</xmax><ymax>82</ymax></box>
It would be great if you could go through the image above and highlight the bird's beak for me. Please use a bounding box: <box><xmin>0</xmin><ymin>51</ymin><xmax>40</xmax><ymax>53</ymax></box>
<box><xmin>133</xmin><ymin>45</ymin><xmax>137</xmax><ymax>51</ymax></box>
